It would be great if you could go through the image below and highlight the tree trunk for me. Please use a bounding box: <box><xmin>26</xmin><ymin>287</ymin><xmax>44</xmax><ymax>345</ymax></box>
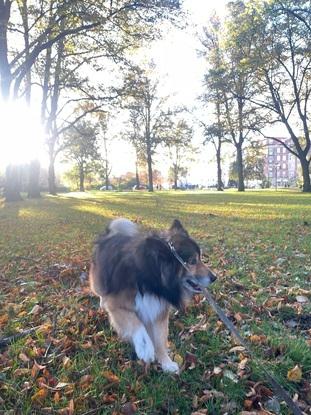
<box><xmin>146</xmin><ymin>150</ymin><xmax>153</xmax><ymax>192</ymax></box>
<box><xmin>28</xmin><ymin>160</ymin><xmax>41</xmax><ymax>198</ymax></box>
<box><xmin>79</xmin><ymin>165</ymin><xmax>85</xmax><ymax>192</ymax></box>
<box><xmin>236</xmin><ymin>144</ymin><xmax>245</xmax><ymax>191</ymax></box>
<box><xmin>0</xmin><ymin>0</ymin><xmax>12</xmax><ymax>100</ymax></box>
<box><xmin>48</xmin><ymin>154</ymin><xmax>56</xmax><ymax>195</ymax></box>
<box><xmin>216</xmin><ymin>146</ymin><xmax>223</xmax><ymax>191</ymax></box>
<box><xmin>105</xmin><ymin>169</ymin><xmax>109</xmax><ymax>190</ymax></box>
<box><xmin>4</xmin><ymin>164</ymin><xmax>23</xmax><ymax>202</ymax></box>
<box><xmin>173</xmin><ymin>164</ymin><xmax>178</xmax><ymax>190</ymax></box>
<box><xmin>174</xmin><ymin>176</ymin><xmax>178</xmax><ymax>190</ymax></box>
<box><xmin>300</xmin><ymin>158</ymin><xmax>311</xmax><ymax>192</ymax></box>
<box><xmin>135</xmin><ymin>161</ymin><xmax>140</xmax><ymax>188</ymax></box>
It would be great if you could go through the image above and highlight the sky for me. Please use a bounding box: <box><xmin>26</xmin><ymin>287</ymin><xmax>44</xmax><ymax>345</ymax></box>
<box><xmin>0</xmin><ymin>0</ymin><xmax>230</xmax><ymax>185</ymax></box>
<box><xmin>110</xmin><ymin>0</ymin><xmax>230</xmax><ymax>184</ymax></box>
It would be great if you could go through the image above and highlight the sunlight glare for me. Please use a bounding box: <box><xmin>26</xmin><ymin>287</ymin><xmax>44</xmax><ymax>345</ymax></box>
<box><xmin>0</xmin><ymin>101</ymin><xmax>45</xmax><ymax>167</ymax></box>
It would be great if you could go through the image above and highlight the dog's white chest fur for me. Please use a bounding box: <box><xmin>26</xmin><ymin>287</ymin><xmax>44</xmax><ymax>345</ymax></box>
<box><xmin>135</xmin><ymin>292</ymin><xmax>166</xmax><ymax>324</ymax></box>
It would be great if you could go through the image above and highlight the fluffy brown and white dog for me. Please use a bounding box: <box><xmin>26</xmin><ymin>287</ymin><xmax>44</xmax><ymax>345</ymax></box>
<box><xmin>89</xmin><ymin>218</ymin><xmax>216</xmax><ymax>373</ymax></box>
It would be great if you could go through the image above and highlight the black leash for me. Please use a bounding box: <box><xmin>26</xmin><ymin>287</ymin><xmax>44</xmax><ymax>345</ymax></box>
<box><xmin>202</xmin><ymin>288</ymin><xmax>303</xmax><ymax>415</ymax></box>
<box><xmin>167</xmin><ymin>240</ymin><xmax>303</xmax><ymax>415</ymax></box>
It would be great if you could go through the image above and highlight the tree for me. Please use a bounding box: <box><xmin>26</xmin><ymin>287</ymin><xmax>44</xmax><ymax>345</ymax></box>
<box><xmin>221</xmin><ymin>1</ymin><xmax>263</xmax><ymax>191</ymax></box>
<box><xmin>123</xmin><ymin>68</ymin><xmax>174</xmax><ymax>191</ymax></box>
<box><xmin>200</xmin><ymin>14</ymin><xmax>227</xmax><ymax>191</ymax></box>
<box><xmin>1</xmin><ymin>0</ymin><xmax>181</xmax><ymax>201</ymax></box>
<box><xmin>1</xmin><ymin>0</ymin><xmax>180</xmax><ymax>100</ymax></box>
<box><xmin>238</xmin><ymin>0</ymin><xmax>311</xmax><ymax>192</ymax></box>
<box><xmin>3</xmin><ymin>165</ymin><xmax>22</xmax><ymax>202</ymax></box>
<box><xmin>166</xmin><ymin>119</ymin><xmax>194</xmax><ymax>189</ymax></box>
<box><xmin>244</xmin><ymin>141</ymin><xmax>266</xmax><ymax>184</ymax></box>
<box><xmin>125</xmin><ymin>109</ymin><xmax>146</xmax><ymax>188</ymax></box>
<box><xmin>27</xmin><ymin>159</ymin><xmax>41</xmax><ymax>198</ymax></box>
<box><xmin>63</xmin><ymin>120</ymin><xmax>100</xmax><ymax>192</ymax></box>
<box><xmin>96</xmin><ymin>113</ymin><xmax>113</xmax><ymax>189</ymax></box>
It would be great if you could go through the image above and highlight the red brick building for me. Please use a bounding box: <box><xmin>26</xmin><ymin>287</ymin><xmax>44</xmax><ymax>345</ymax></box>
<box><xmin>265</xmin><ymin>138</ymin><xmax>298</xmax><ymax>187</ymax></box>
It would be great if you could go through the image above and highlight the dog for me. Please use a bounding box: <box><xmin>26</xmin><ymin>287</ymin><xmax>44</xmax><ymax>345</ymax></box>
<box><xmin>89</xmin><ymin>218</ymin><xmax>216</xmax><ymax>373</ymax></box>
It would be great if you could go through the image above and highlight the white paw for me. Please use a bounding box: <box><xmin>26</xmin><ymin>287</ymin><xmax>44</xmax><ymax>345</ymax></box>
<box><xmin>132</xmin><ymin>328</ymin><xmax>155</xmax><ymax>363</ymax></box>
<box><xmin>161</xmin><ymin>359</ymin><xmax>180</xmax><ymax>374</ymax></box>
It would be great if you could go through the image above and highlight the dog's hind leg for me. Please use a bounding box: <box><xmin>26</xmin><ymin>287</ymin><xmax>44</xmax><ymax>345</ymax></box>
<box><xmin>147</xmin><ymin>311</ymin><xmax>179</xmax><ymax>373</ymax></box>
<box><xmin>106</xmin><ymin>305</ymin><xmax>155</xmax><ymax>364</ymax></box>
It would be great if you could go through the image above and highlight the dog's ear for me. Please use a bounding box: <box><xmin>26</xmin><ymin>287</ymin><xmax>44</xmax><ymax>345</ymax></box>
<box><xmin>169</xmin><ymin>219</ymin><xmax>189</xmax><ymax>237</ymax></box>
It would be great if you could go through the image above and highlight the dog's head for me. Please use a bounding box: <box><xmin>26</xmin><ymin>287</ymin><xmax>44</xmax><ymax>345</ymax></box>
<box><xmin>167</xmin><ymin>219</ymin><xmax>217</xmax><ymax>296</ymax></box>
<box><xmin>139</xmin><ymin>219</ymin><xmax>216</xmax><ymax>308</ymax></box>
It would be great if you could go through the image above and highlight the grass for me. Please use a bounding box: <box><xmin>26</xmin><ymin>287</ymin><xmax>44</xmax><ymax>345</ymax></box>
<box><xmin>0</xmin><ymin>190</ymin><xmax>310</xmax><ymax>414</ymax></box>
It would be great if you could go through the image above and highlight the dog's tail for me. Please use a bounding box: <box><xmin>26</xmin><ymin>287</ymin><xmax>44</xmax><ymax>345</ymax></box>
<box><xmin>107</xmin><ymin>218</ymin><xmax>139</xmax><ymax>237</ymax></box>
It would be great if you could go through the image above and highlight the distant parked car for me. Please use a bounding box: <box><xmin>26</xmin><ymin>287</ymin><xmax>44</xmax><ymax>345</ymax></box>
<box><xmin>100</xmin><ymin>185</ymin><xmax>113</xmax><ymax>191</ymax></box>
<box><xmin>132</xmin><ymin>185</ymin><xmax>148</xmax><ymax>191</ymax></box>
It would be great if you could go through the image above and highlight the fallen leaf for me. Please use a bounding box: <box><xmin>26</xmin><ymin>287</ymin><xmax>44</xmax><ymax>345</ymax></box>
<box><xmin>213</xmin><ymin>366</ymin><xmax>222</xmax><ymax>375</ymax></box>
<box><xmin>223</xmin><ymin>369</ymin><xmax>238</xmax><ymax>383</ymax></box>
<box><xmin>54</xmin><ymin>391</ymin><xmax>61</xmax><ymax>403</ymax></box>
<box><xmin>55</xmin><ymin>382</ymin><xmax>71</xmax><ymax>389</ymax></box>
<box><xmin>103</xmin><ymin>371</ymin><xmax>119</xmax><ymax>383</ymax></box>
<box><xmin>229</xmin><ymin>345</ymin><xmax>246</xmax><ymax>353</ymax></box>
<box><xmin>29</xmin><ymin>304</ymin><xmax>43</xmax><ymax>315</ymax></box>
<box><xmin>296</xmin><ymin>295</ymin><xmax>309</xmax><ymax>303</ymax></box>
<box><xmin>19</xmin><ymin>352</ymin><xmax>30</xmax><ymax>363</ymax></box>
<box><xmin>14</xmin><ymin>368</ymin><xmax>31</xmax><ymax>377</ymax></box>
<box><xmin>79</xmin><ymin>374</ymin><xmax>93</xmax><ymax>389</ymax></box>
<box><xmin>174</xmin><ymin>353</ymin><xmax>184</xmax><ymax>366</ymax></box>
<box><xmin>68</xmin><ymin>399</ymin><xmax>74</xmax><ymax>415</ymax></box>
<box><xmin>31</xmin><ymin>361</ymin><xmax>46</xmax><ymax>378</ymax></box>
<box><xmin>249</xmin><ymin>334</ymin><xmax>267</xmax><ymax>344</ymax></box>
<box><xmin>62</xmin><ymin>356</ymin><xmax>71</xmax><ymax>368</ymax></box>
<box><xmin>121</xmin><ymin>402</ymin><xmax>137</xmax><ymax>415</ymax></box>
<box><xmin>102</xmin><ymin>393</ymin><xmax>118</xmax><ymax>404</ymax></box>
<box><xmin>31</xmin><ymin>388</ymin><xmax>48</xmax><ymax>404</ymax></box>
<box><xmin>287</xmin><ymin>365</ymin><xmax>302</xmax><ymax>382</ymax></box>
<box><xmin>0</xmin><ymin>314</ymin><xmax>9</xmax><ymax>328</ymax></box>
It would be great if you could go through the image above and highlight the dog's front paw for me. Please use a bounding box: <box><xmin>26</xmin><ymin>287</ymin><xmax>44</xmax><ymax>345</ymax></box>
<box><xmin>161</xmin><ymin>359</ymin><xmax>180</xmax><ymax>374</ymax></box>
<box><xmin>132</xmin><ymin>327</ymin><xmax>155</xmax><ymax>363</ymax></box>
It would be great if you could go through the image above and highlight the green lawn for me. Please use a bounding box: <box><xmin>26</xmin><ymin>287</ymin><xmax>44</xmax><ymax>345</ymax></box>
<box><xmin>0</xmin><ymin>190</ymin><xmax>310</xmax><ymax>414</ymax></box>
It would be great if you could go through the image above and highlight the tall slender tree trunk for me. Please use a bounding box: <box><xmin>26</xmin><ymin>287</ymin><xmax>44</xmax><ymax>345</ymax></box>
<box><xmin>236</xmin><ymin>144</ymin><xmax>245</xmax><ymax>192</ymax></box>
<box><xmin>28</xmin><ymin>160</ymin><xmax>41</xmax><ymax>198</ymax></box>
<box><xmin>48</xmin><ymin>153</ymin><xmax>56</xmax><ymax>195</ymax></box>
<box><xmin>4</xmin><ymin>165</ymin><xmax>23</xmax><ymax>202</ymax></box>
<box><xmin>216</xmin><ymin>145</ymin><xmax>223</xmax><ymax>191</ymax></box>
<box><xmin>79</xmin><ymin>164</ymin><xmax>85</xmax><ymax>192</ymax></box>
<box><xmin>145</xmin><ymin>105</ymin><xmax>153</xmax><ymax>192</ymax></box>
<box><xmin>0</xmin><ymin>0</ymin><xmax>12</xmax><ymax>100</ymax></box>
<box><xmin>146</xmin><ymin>149</ymin><xmax>153</xmax><ymax>192</ymax></box>
<box><xmin>215</xmin><ymin>100</ymin><xmax>223</xmax><ymax>191</ymax></box>
<box><xmin>300</xmin><ymin>158</ymin><xmax>311</xmax><ymax>192</ymax></box>
<box><xmin>105</xmin><ymin>160</ymin><xmax>109</xmax><ymax>189</ymax></box>
<box><xmin>135</xmin><ymin>160</ymin><xmax>140</xmax><ymax>188</ymax></box>
<box><xmin>18</xmin><ymin>0</ymin><xmax>31</xmax><ymax>103</ymax></box>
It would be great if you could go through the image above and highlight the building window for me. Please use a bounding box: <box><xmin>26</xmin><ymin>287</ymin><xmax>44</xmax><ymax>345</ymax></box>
<box><xmin>277</xmin><ymin>155</ymin><xmax>281</xmax><ymax>161</ymax></box>
<box><xmin>277</xmin><ymin>147</ymin><xmax>281</xmax><ymax>154</ymax></box>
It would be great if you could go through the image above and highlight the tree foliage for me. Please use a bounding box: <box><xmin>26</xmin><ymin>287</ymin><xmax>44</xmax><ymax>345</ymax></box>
<box><xmin>63</xmin><ymin>120</ymin><xmax>100</xmax><ymax>191</ymax></box>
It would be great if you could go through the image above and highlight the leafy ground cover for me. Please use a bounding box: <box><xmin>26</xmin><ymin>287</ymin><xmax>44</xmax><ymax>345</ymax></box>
<box><xmin>0</xmin><ymin>190</ymin><xmax>310</xmax><ymax>414</ymax></box>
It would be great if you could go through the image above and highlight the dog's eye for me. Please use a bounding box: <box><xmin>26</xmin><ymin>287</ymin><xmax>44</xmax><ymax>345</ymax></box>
<box><xmin>187</xmin><ymin>257</ymin><xmax>198</xmax><ymax>265</ymax></box>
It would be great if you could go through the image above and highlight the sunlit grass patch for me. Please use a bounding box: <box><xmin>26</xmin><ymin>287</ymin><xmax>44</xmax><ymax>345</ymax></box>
<box><xmin>0</xmin><ymin>190</ymin><xmax>310</xmax><ymax>413</ymax></box>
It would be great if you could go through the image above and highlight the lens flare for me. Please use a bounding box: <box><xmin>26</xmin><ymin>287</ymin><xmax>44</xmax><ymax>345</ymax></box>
<box><xmin>0</xmin><ymin>101</ymin><xmax>45</xmax><ymax>167</ymax></box>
